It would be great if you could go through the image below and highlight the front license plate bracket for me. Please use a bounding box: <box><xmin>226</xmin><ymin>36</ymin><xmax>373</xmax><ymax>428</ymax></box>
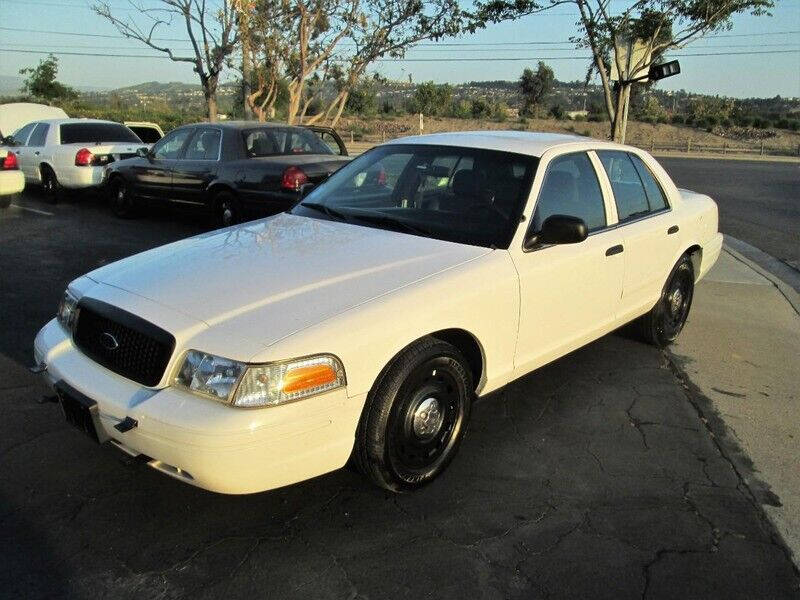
<box><xmin>55</xmin><ymin>381</ymin><xmax>110</xmax><ymax>444</ymax></box>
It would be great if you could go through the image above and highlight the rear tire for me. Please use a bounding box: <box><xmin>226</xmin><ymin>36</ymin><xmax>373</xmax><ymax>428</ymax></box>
<box><xmin>636</xmin><ymin>254</ymin><xmax>695</xmax><ymax>347</ymax></box>
<box><xmin>109</xmin><ymin>177</ymin><xmax>137</xmax><ymax>218</ymax></box>
<box><xmin>40</xmin><ymin>165</ymin><xmax>60</xmax><ymax>204</ymax></box>
<box><xmin>354</xmin><ymin>337</ymin><xmax>473</xmax><ymax>492</ymax></box>
<box><xmin>215</xmin><ymin>191</ymin><xmax>241</xmax><ymax>228</ymax></box>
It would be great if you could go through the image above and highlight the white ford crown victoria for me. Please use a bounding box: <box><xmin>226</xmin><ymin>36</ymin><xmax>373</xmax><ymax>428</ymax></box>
<box><xmin>33</xmin><ymin>132</ymin><xmax>722</xmax><ymax>494</ymax></box>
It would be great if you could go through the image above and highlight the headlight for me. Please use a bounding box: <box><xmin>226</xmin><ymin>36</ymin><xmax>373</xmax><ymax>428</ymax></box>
<box><xmin>57</xmin><ymin>290</ymin><xmax>79</xmax><ymax>332</ymax></box>
<box><xmin>173</xmin><ymin>351</ymin><xmax>345</xmax><ymax>408</ymax></box>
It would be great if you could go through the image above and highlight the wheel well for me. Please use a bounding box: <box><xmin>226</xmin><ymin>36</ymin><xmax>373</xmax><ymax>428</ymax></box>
<box><xmin>429</xmin><ymin>328</ymin><xmax>485</xmax><ymax>392</ymax></box>
<box><xmin>685</xmin><ymin>245</ymin><xmax>702</xmax><ymax>280</ymax></box>
<box><xmin>208</xmin><ymin>184</ymin><xmax>235</xmax><ymax>204</ymax></box>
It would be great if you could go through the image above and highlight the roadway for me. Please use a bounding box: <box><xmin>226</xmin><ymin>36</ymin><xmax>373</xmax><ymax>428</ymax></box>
<box><xmin>658</xmin><ymin>157</ymin><xmax>800</xmax><ymax>272</ymax></box>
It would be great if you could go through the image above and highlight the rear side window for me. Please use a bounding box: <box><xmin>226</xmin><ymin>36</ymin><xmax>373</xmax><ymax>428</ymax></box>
<box><xmin>629</xmin><ymin>154</ymin><xmax>668</xmax><ymax>211</ymax></box>
<box><xmin>11</xmin><ymin>122</ymin><xmax>37</xmax><ymax>146</ymax></box>
<box><xmin>532</xmin><ymin>152</ymin><xmax>607</xmax><ymax>232</ymax></box>
<box><xmin>60</xmin><ymin>123</ymin><xmax>141</xmax><ymax>144</ymax></box>
<box><xmin>28</xmin><ymin>123</ymin><xmax>50</xmax><ymax>147</ymax></box>
<box><xmin>184</xmin><ymin>129</ymin><xmax>221</xmax><ymax>160</ymax></box>
<box><xmin>243</xmin><ymin>127</ymin><xmax>333</xmax><ymax>157</ymax></box>
<box><xmin>597</xmin><ymin>151</ymin><xmax>649</xmax><ymax>222</ymax></box>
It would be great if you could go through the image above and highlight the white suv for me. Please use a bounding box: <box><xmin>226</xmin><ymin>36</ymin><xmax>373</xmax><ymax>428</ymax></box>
<box><xmin>4</xmin><ymin>118</ymin><xmax>145</xmax><ymax>202</ymax></box>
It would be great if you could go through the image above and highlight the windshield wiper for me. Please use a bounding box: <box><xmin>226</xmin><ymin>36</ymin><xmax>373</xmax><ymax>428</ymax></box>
<box><xmin>300</xmin><ymin>202</ymin><xmax>348</xmax><ymax>222</ymax></box>
<box><xmin>348</xmin><ymin>212</ymin><xmax>432</xmax><ymax>238</ymax></box>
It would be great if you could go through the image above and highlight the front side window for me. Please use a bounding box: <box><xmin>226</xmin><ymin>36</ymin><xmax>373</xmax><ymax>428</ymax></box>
<box><xmin>152</xmin><ymin>128</ymin><xmax>192</xmax><ymax>159</ymax></box>
<box><xmin>532</xmin><ymin>152</ymin><xmax>607</xmax><ymax>233</ymax></box>
<box><xmin>184</xmin><ymin>129</ymin><xmax>221</xmax><ymax>160</ymax></box>
<box><xmin>292</xmin><ymin>144</ymin><xmax>537</xmax><ymax>249</ymax></box>
<box><xmin>60</xmin><ymin>123</ymin><xmax>141</xmax><ymax>144</ymax></box>
<box><xmin>28</xmin><ymin>123</ymin><xmax>50</xmax><ymax>147</ymax></box>
<box><xmin>597</xmin><ymin>151</ymin><xmax>653</xmax><ymax>222</ymax></box>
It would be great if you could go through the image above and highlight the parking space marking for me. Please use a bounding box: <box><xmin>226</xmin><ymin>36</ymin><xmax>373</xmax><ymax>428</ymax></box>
<box><xmin>10</xmin><ymin>204</ymin><xmax>54</xmax><ymax>216</ymax></box>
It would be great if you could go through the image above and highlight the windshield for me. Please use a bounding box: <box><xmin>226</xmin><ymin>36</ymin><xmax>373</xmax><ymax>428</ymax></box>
<box><xmin>291</xmin><ymin>144</ymin><xmax>537</xmax><ymax>249</ymax></box>
<box><xmin>243</xmin><ymin>127</ymin><xmax>334</xmax><ymax>157</ymax></box>
<box><xmin>60</xmin><ymin>123</ymin><xmax>141</xmax><ymax>144</ymax></box>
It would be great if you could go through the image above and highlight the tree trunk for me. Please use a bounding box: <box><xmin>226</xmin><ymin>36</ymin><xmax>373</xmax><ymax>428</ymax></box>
<box><xmin>241</xmin><ymin>39</ymin><xmax>254</xmax><ymax>120</ymax></box>
<box><xmin>204</xmin><ymin>76</ymin><xmax>219</xmax><ymax>122</ymax></box>
<box><xmin>610</xmin><ymin>84</ymin><xmax>631</xmax><ymax>143</ymax></box>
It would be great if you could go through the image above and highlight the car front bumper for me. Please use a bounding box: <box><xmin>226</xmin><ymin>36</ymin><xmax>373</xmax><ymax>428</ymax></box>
<box><xmin>33</xmin><ymin>318</ymin><xmax>365</xmax><ymax>494</ymax></box>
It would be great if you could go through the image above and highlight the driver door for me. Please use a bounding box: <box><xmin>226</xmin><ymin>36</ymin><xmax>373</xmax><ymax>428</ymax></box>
<box><xmin>512</xmin><ymin>150</ymin><xmax>624</xmax><ymax>375</ymax></box>
<box><xmin>131</xmin><ymin>128</ymin><xmax>192</xmax><ymax>201</ymax></box>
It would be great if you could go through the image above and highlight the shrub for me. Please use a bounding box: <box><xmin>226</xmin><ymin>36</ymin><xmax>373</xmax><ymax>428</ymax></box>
<box><xmin>549</xmin><ymin>104</ymin><xmax>564</xmax><ymax>120</ymax></box>
<box><xmin>671</xmin><ymin>114</ymin><xmax>685</xmax><ymax>125</ymax></box>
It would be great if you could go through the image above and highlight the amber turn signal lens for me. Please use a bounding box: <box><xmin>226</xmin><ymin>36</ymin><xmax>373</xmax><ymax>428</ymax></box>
<box><xmin>282</xmin><ymin>364</ymin><xmax>338</xmax><ymax>394</ymax></box>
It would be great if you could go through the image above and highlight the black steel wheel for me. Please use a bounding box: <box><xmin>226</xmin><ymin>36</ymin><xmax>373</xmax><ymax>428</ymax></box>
<box><xmin>636</xmin><ymin>254</ymin><xmax>695</xmax><ymax>347</ymax></box>
<box><xmin>109</xmin><ymin>178</ymin><xmax>137</xmax><ymax>218</ymax></box>
<box><xmin>355</xmin><ymin>337</ymin><xmax>472</xmax><ymax>492</ymax></box>
<box><xmin>41</xmin><ymin>166</ymin><xmax>60</xmax><ymax>204</ymax></box>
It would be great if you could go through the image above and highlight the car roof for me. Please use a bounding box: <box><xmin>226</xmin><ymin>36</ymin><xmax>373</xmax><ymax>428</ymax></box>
<box><xmin>175</xmin><ymin>121</ymin><xmax>317</xmax><ymax>131</ymax></box>
<box><xmin>32</xmin><ymin>118</ymin><xmax>128</xmax><ymax>126</ymax></box>
<box><xmin>384</xmin><ymin>130</ymin><xmax>624</xmax><ymax>158</ymax></box>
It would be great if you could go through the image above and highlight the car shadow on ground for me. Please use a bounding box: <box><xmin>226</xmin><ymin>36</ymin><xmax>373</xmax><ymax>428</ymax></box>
<box><xmin>2</xmin><ymin>333</ymin><xmax>797</xmax><ymax>600</ymax></box>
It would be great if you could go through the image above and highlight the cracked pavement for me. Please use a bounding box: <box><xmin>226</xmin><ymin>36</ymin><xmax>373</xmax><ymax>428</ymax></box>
<box><xmin>1</xmin><ymin>192</ymin><xmax>798</xmax><ymax>599</ymax></box>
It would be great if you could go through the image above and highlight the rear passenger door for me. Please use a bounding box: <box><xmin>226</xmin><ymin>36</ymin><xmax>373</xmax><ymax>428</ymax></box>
<box><xmin>9</xmin><ymin>122</ymin><xmax>38</xmax><ymax>182</ymax></box>
<box><xmin>596</xmin><ymin>150</ymin><xmax>682</xmax><ymax>320</ymax></box>
<box><xmin>23</xmin><ymin>123</ymin><xmax>50</xmax><ymax>182</ymax></box>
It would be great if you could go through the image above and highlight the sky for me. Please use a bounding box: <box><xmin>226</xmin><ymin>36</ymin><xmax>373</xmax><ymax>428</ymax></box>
<box><xmin>0</xmin><ymin>0</ymin><xmax>798</xmax><ymax>98</ymax></box>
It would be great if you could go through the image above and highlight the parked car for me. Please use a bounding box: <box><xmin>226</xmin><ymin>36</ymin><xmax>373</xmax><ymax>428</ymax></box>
<box><xmin>0</xmin><ymin>102</ymin><xmax>68</xmax><ymax>143</ymax></box>
<box><xmin>102</xmin><ymin>121</ymin><xmax>349</xmax><ymax>225</ymax></box>
<box><xmin>1</xmin><ymin>118</ymin><xmax>146</xmax><ymax>202</ymax></box>
<box><xmin>0</xmin><ymin>150</ymin><xmax>25</xmax><ymax>208</ymax></box>
<box><xmin>124</xmin><ymin>121</ymin><xmax>164</xmax><ymax>145</ymax></box>
<box><xmin>33</xmin><ymin>131</ymin><xmax>722</xmax><ymax>494</ymax></box>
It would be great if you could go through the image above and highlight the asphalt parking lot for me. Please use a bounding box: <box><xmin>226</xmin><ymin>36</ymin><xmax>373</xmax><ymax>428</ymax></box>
<box><xmin>1</xmin><ymin>191</ymin><xmax>799</xmax><ymax>599</ymax></box>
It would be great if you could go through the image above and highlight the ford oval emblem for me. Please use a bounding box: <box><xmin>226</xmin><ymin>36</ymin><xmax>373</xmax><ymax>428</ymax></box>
<box><xmin>101</xmin><ymin>332</ymin><xmax>120</xmax><ymax>351</ymax></box>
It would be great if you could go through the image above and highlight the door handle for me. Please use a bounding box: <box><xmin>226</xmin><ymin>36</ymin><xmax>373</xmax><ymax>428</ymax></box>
<box><xmin>34</xmin><ymin>151</ymin><xmax>40</xmax><ymax>156</ymax></box>
<box><xmin>667</xmin><ymin>225</ymin><xmax>679</xmax><ymax>235</ymax></box>
<box><xmin>606</xmin><ymin>244</ymin><xmax>624</xmax><ymax>256</ymax></box>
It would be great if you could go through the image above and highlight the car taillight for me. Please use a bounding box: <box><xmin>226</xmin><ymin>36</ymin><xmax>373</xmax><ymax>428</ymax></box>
<box><xmin>75</xmin><ymin>148</ymin><xmax>94</xmax><ymax>166</ymax></box>
<box><xmin>2</xmin><ymin>151</ymin><xmax>18</xmax><ymax>170</ymax></box>
<box><xmin>281</xmin><ymin>166</ymin><xmax>309</xmax><ymax>192</ymax></box>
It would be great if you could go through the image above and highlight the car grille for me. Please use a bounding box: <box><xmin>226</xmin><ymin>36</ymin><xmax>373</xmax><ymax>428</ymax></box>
<box><xmin>73</xmin><ymin>299</ymin><xmax>175</xmax><ymax>387</ymax></box>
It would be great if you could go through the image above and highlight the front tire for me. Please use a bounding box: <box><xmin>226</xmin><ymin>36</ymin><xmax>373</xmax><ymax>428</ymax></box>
<box><xmin>109</xmin><ymin>177</ymin><xmax>137</xmax><ymax>218</ymax></box>
<box><xmin>636</xmin><ymin>254</ymin><xmax>695</xmax><ymax>347</ymax></box>
<box><xmin>354</xmin><ymin>337</ymin><xmax>473</xmax><ymax>492</ymax></box>
<box><xmin>40</xmin><ymin>166</ymin><xmax>60</xmax><ymax>204</ymax></box>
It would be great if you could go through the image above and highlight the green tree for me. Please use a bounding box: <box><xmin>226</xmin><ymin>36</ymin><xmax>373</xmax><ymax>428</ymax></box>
<box><xmin>344</xmin><ymin>77</ymin><xmax>378</xmax><ymax>116</ymax></box>
<box><xmin>19</xmin><ymin>55</ymin><xmax>77</xmax><ymax>100</ymax></box>
<box><xmin>471</xmin><ymin>0</ymin><xmax>773</xmax><ymax>142</ymax></box>
<box><xmin>410</xmin><ymin>82</ymin><xmax>453</xmax><ymax>116</ymax></box>
<box><xmin>519</xmin><ymin>62</ymin><xmax>554</xmax><ymax>117</ymax></box>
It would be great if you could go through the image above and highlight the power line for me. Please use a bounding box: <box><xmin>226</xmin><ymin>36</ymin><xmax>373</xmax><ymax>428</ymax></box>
<box><xmin>2</xmin><ymin>47</ymin><xmax>798</xmax><ymax>61</ymax></box>
<box><xmin>2</xmin><ymin>26</ymin><xmax>799</xmax><ymax>46</ymax></box>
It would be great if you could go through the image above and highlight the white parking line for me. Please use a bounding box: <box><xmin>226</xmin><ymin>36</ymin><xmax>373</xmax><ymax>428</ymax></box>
<box><xmin>10</xmin><ymin>204</ymin><xmax>54</xmax><ymax>216</ymax></box>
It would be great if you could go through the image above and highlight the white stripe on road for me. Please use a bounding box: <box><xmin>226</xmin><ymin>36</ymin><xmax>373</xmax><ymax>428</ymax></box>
<box><xmin>10</xmin><ymin>204</ymin><xmax>54</xmax><ymax>216</ymax></box>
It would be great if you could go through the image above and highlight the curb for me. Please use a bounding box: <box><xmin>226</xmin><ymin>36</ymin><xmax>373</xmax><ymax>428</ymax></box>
<box><xmin>722</xmin><ymin>236</ymin><xmax>800</xmax><ymax>316</ymax></box>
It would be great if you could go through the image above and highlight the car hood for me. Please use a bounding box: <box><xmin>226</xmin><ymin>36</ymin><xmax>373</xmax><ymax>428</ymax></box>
<box><xmin>84</xmin><ymin>213</ymin><xmax>490</xmax><ymax>356</ymax></box>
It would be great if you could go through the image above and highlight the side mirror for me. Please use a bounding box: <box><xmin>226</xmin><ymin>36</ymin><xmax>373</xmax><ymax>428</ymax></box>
<box><xmin>524</xmin><ymin>214</ymin><xmax>588</xmax><ymax>250</ymax></box>
<box><xmin>299</xmin><ymin>182</ymin><xmax>316</xmax><ymax>198</ymax></box>
<box><xmin>136</xmin><ymin>147</ymin><xmax>150</xmax><ymax>159</ymax></box>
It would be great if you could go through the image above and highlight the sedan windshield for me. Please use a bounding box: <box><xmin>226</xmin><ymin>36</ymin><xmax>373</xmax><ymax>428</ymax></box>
<box><xmin>243</xmin><ymin>127</ymin><xmax>334</xmax><ymax>157</ymax></box>
<box><xmin>291</xmin><ymin>144</ymin><xmax>538</xmax><ymax>249</ymax></box>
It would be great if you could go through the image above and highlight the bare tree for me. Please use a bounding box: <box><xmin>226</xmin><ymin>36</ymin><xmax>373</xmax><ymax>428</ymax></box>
<box><xmin>93</xmin><ymin>0</ymin><xmax>238</xmax><ymax>121</ymax></box>
<box><xmin>473</xmin><ymin>0</ymin><xmax>773</xmax><ymax>142</ymax></box>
